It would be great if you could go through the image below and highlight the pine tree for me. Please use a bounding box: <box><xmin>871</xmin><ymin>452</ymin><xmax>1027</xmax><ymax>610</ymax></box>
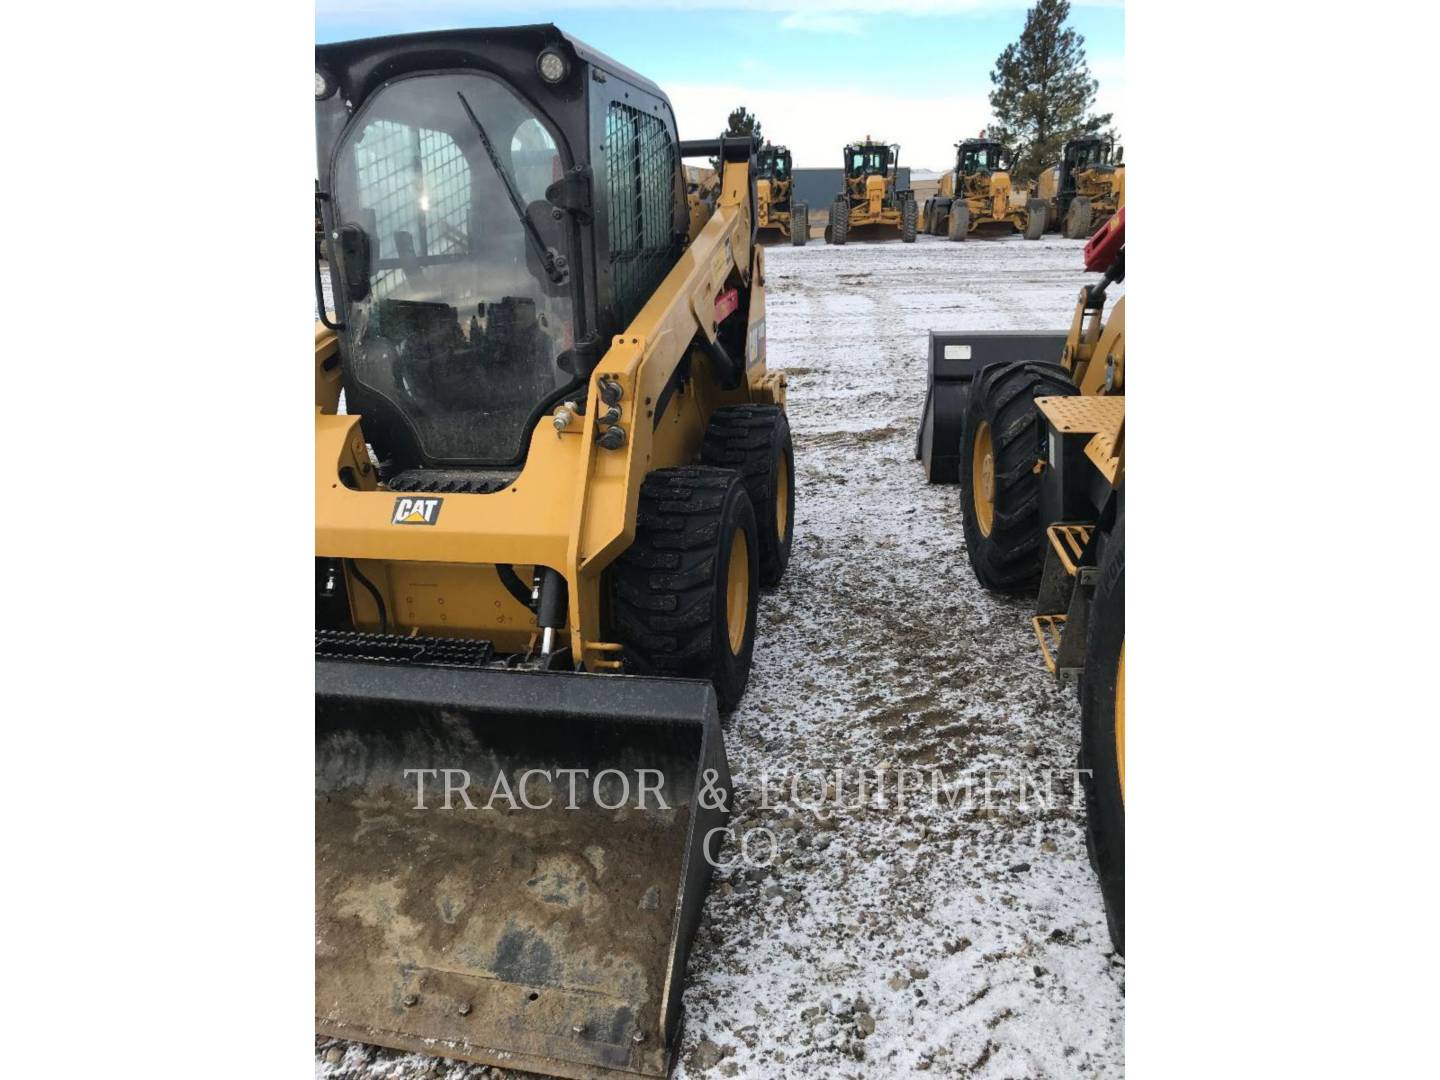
<box><xmin>724</xmin><ymin>106</ymin><xmax>762</xmax><ymax>142</ymax></box>
<box><xmin>987</xmin><ymin>0</ymin><xmax>1113</xmax><ymax>182</ymax></box>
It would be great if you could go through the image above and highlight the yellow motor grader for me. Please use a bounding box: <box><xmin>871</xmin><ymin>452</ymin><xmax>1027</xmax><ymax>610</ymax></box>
<box><xmin>314</xmin><ymin>25</ymin><xmax>797</xmax><ymax>1079</ymax></box>
<box><xmin>825</xmin><ymin>137</ymin><xmax>917</xmax><ymax>244</ymax></box>
<box><xmin>755</xmin><ymin>142</ymin><xmax>808</xmax><ymax>245</ymax></box>
<box><xmin>915</xmin><ymin>209</ymin><xmax>1125</xmax><ymax>953</ymax></box>
<box><xmin>1029</xmin><ymin>135</ymin><xmax>1125</xmax><ymax>239</ymax></box>
<box><xmin>922</xmin><ymin>137</ymin><xmax>1043</xmax><ymax>241</ymax></box>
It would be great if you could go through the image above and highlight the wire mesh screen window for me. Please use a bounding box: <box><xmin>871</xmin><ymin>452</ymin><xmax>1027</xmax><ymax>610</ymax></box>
<box><xmin>605</xmin><ymin>103</ymin><xmax>676</xmax><ymax>330</ymax></box>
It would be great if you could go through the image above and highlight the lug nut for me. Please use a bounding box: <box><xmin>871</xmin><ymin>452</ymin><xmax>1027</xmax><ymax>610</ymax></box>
<box><xmin>402</xmin><ymin>993</ymin><xmax>419</xmax><ymax>1007</ymax></box>
<box><xmin>458</xmin><ymin>1002</ymin><xmax>472</xmax><ymax>1017</ymax></box>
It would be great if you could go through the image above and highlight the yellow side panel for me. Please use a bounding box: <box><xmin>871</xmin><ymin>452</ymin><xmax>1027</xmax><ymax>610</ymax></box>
<box><xmin>315</xmin><ymin>323</ymin><xmax>341</xmax><ymax>414</ymax></box>
<box><xmin>347</xmin><ymin>560</ymin><xmax>539</xmax><ymax>650</ymax></box>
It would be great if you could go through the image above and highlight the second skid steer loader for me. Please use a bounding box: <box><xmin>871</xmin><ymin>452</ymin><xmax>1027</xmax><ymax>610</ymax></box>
<box><xmin>314</xmin><ymin>25</ymin><xmax>797</xmax><ymax>1079</ymax></box>
<box><xmin>914</xmin><ymin>210</ymin><xmax>1125</xmax><ymax>952</ymax></box>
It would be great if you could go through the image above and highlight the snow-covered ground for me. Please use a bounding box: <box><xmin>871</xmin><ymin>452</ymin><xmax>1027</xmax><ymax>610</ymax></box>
<box><xmin>317</xmin><ymin>232</ymin><xmax>1124</xmax><ymax>1079</ymax></box>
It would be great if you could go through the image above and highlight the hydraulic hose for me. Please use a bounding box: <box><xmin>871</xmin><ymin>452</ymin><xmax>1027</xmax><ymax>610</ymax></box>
<box><xmin>346</xmin><ymin>559</ymin><xmax>388</xmax><ymax>634</ymax></box>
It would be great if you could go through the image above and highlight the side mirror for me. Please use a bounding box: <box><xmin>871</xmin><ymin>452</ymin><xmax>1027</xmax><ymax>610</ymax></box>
<box><xmin>338</xmin><ymin>223</ymin><xmax>371</xmax><ymax>302</ymax></box>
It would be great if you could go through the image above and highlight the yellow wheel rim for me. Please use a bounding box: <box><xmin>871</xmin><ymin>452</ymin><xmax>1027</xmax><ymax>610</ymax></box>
<box><xmin>726</xmin><ymin>529</ymin><xmax>750</xmax><ymax>654</ymax></box>
<box><xmin>1115</xmin><ymin>643</ymin><xmax>1125</xmax><ymax>804</ymax></box>
<box><xmin>972</xmin><ymin>420</ymin><xmax>995</xmax><ymax>537</ymax></box>
<box><xmin>775</xmin><ymin>453</ymin><xmax>790</xmax><ymax>543</ymax></box>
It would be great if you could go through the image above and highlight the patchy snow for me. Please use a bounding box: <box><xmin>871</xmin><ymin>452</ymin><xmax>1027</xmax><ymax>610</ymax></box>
<box><xmin>317</xmin><ymin>232</ymin><xmax>1123</xmax><ymax>1080</ymax></box>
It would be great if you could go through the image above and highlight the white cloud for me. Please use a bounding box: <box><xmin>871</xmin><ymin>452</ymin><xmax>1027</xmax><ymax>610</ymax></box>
<box><xmin>665</xmin><ymin>82</ymin><xmax>995</xmax><ymax>172</ymax></box>
<box><xmin>780</xmin><ymin>11</ymin><xmax>864</xmax><ymax>34</ymax></box>
<box><xmin>1089</xmin><ymin>55</ymin><xmax>1125</xmax><ymax>81</ymax></box>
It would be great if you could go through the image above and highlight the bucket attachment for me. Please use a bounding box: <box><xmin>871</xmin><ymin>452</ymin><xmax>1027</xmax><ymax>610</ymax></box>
<box><xmin>316</xmin><ymin>657</ymin><xmax>731</xmax><ymax>1079</ymax></box>
<box><xmin>917</xmin><ymin>331</ymin><xmax>1069</xmax><ymax>483</ymax></box>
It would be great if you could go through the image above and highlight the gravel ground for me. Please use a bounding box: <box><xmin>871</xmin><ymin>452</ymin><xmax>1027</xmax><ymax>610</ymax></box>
<box><xmin>317</xmin><ymin>231</ymin><xmax>1124</xmax><ymax>1080</ymax></box>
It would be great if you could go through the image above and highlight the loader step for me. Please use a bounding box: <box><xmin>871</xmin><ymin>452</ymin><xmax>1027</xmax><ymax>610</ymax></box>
<box><xmin>1035</xmin><ymin>394</ymin><xmax>1124</xmax><ymax>437</ymax></box>
<box><xmin>1032</xmin><ymin>614</ymin><xmax>1067</xmax><ymax>675</ymax></box>
<box><xmin>1045</xmin><ymin>524</ymin><xmax>1093</xmax><ymax>578</ymax></box>
<box><xmin>315</xmin><ymin>628</ymin><xmax>494</xmax><ymax>667</ymax></box>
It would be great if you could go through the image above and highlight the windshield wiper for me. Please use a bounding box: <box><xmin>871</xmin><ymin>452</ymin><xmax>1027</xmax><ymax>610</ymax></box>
<box><xmin>456</xmin><ymin>91</ymin><xmax>566</xmax><ymax>285</ymax></box>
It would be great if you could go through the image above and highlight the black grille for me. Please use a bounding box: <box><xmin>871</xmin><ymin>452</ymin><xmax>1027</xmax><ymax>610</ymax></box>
<box><xmin>386</xmin><ymin>469</ymin><xmax>517</xmax><ymax>495</ymax></box>
<box><xmin>316</xmin><ymin>629</ymin><xmax>495</xmax><ymax>667</ymax></box>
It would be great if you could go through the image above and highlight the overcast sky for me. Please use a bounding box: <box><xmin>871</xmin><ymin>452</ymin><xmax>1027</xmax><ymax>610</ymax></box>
<box><xmin>315</xmin><ymin>1</ymin><xmax>1124</xmax><ymax>171</ymax></box>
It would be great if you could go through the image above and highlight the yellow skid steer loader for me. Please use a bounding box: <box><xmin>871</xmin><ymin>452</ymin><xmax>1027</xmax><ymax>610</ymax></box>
<box><xmin>314</xmin><ymin>25</ymin><xmax>796</xmax><ymax>1078</ymax></box>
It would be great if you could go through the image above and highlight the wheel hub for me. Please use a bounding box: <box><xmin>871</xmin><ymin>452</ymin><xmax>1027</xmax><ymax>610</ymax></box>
<box><xmin>775</xmin><ymin>453</ymin><xmax>790</xmax><ymax>541</ymax></box>
<box><xmin>726</xmin><ymin>529</ymin><xmax>750</xmax><ymax>655</ymax></box>
<box><xmin>971</xmin><ymin>420</ymin><xmax>996</xmax><ymax>537</ymax></box>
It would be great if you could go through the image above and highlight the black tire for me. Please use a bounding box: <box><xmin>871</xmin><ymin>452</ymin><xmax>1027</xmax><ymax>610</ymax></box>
<box><xmin>947</xmin><ymin>203</ymin><xmax>969</xmax><ymax>241</ymax></box>
<box><xmin>1023</xmin><ymin>200</ymin><xmax>1047</xmax><ymax>240</ymax></box>
<box><xmin>829</xmin><ymin>199</ymin><xmax>849</xmax><ymax>245</ymax></box>
<box><xmin>959</xmin><ymin>361</ymin><xmax>1077</xmax><ymax>593</ymax></box>
<box><xmin>901</xmin><ymin>198</ymin><xmax>918</xmax><ymax>242</ymax></box>
<box><xmin>1080</xmin><ymin>510</ymin><xmax>1124</xmax><ymax>954</ymax></box>
<box><xmin>928</xmin><ymin>197</ymin><xmax>950</xmax><ymax>236</ymax></box>
<box><xmin>791</xmin><ymin>203</ymin><xmax>808</xmax><ymax>246</ymax></box>
<box><xmin>1064</xmin><ymin>196</ymin><xmax>1093</xmax><ymax>239</ymax></box>
<box><xmin>609</xmin><ymin>467</ymin><xmax>759</xmax><ymax>711</ymax></box>
<box><xmin>702</xmin><ymin>405</ymin><xmax>795</xmax><ymax>585</ymax></box>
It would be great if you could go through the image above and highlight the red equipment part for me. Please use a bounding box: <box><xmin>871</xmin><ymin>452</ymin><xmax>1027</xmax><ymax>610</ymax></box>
<box><xmin>1084</xmin><ymin>206</ymin><xmax>1124</xmax><ymax>273</ymax></box>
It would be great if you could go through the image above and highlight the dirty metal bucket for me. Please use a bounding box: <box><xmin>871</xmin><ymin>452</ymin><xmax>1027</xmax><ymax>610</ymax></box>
<box><xmin>316</xmin><ymin>658</ymin><xmax>731</xmax><ymax>1079</ymax></box>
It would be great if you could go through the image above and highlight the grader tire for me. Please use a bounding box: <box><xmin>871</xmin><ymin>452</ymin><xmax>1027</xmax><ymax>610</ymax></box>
<box><xmin>901</xmin><ymin>198</ymin><xmax>918</xmax><ymax>242</ymax></box>
<box><xmin>702</xmin><ymin>405</ymin><xmax>795</xmax><ymax>586</ymax></box>
<box><xmin>959</xmin><ymin>361</ymin><xmax>1077</xmax><ymax>593</ymax></box>
<box><xmin>829</xmin><ymin>199</ymin><xmax>850</xmax><ymax>245</ymax></box>
<box><xmin>1080</xmin><ymin>510</ymin><xmax>1125</xmax><ymax>955</ymax></box>
<box><xmin>609</xmin><ymin>467</ymin><xmax>759</xmax><ymax>712</ymax></box>
<box><xmin>948</xmin><ymin>204</ymin><xmax>970</xmax><ymax>241</ymax></box>
<box><xmin>1065</xmin><ymin>196</ymin><xmax>1093</xmax><ymax>239</ymax></box>
<box><xmin>791</xmin><ymin>203</ymin><xmax>809</xmax><ymax>246</ymax></box>
<box><xmin>1024</xmin><ymin>200</ymin><xmax>1048</xmax><ymax>240</ymax></box>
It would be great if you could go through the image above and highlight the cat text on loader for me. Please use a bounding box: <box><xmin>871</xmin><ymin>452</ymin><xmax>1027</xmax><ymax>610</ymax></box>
<box><xmin>915</xmin><ymin>210</ymin><xmax>1124</xmax><ymax>952</ymax></box>
<box><xmin>314</xmin><ymin>26</ymin><xmax>797</xmax><ymax>1080</ymax></box>
<box><xmin>826</xmin><ymin>138</ymin><xmax>917</xmax><ymax>244</ymax></box>
<box><xmin>1030</xmin><ymin>136</ymin><xmax>1125</xmax><ymax>239</ymax></box>
<box><xmin>922</xmin><ymin>137</ymin><xmax>1044</xmax><ymax>241</ymax></box>
<box><xmin>755</xmin><ymin>142</ymin><xmax>808</xmax><ymax>246</ymax></box>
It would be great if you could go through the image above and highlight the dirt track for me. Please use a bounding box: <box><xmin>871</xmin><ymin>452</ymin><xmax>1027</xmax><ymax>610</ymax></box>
<box><xmin>317</xmin><ymin>231</ymin><xmax>1124</xmax><ymax>1080</ymax></box>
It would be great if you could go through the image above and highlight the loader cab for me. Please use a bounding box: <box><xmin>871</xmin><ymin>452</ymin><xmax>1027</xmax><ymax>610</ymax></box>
<box><xmin>316</xmin><ymin>25</ymin><xmax>687</xmax><ymax>471</ymax></box>
<box><xmin>756</xmin><ymin>144</ymin><xmax>792</xmax><ymax>181</ymax></box>
<box><xmin>845</xmin><ymin>141</ymin><xmax>895</xmax><ymax>178</ymax></box>
<box><xmin>956</xmin><ymin>139</ymin><xmax>1012</xmax><ymax>177</ymax></box>
<box><xmin>1060</xmin><ymin>137</ymin><xmax>1115</xmax><ymax>194</ymax></box>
